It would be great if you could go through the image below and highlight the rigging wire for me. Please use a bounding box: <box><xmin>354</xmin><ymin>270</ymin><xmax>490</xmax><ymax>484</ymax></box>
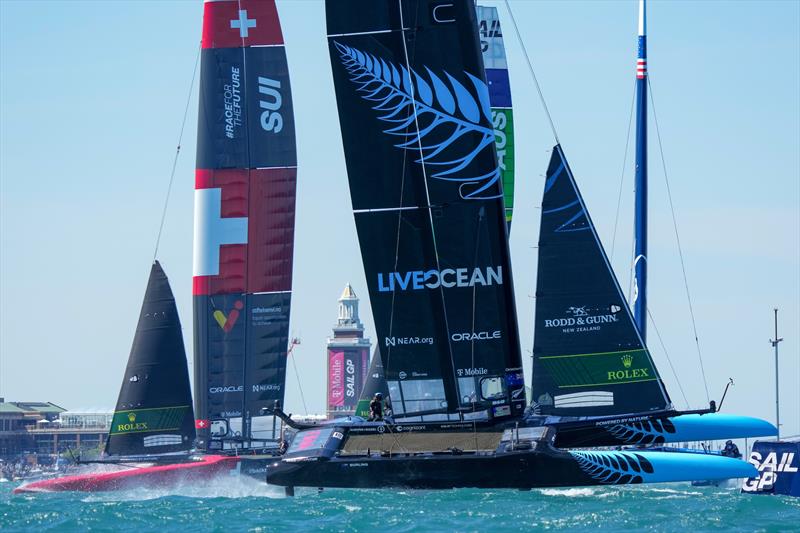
<box><xmin>153</xmin><ymin>44</ymin><xmax>201</xmax><ymax>261</ymax></box>
<box><xmin>627</xmin><ymin>205</ymin><xmax>637</xmax><ymax>306</ymax></box>
<box><xmin>647</xmin><ymin>308</ymin><xmax>690</xmax><ymax>409</ymax></box>
<box><xmin>503</xmin><ymin>0</ymin><xmax>560</xmax><ymax>145</ymax></box>
<box><xmin>647</xmin><ymin>76</ymin><xmax>711</xmax><ymax>404</ymax></box>
<box><xmin>610</xmin><ymin>80</ymin><xmax>637</xmax><ymax>262</ymax></box>
<box><xmin>287</xmin><ymin>339</ymin><xmax>309</xmax><ymax>415</ymax></box>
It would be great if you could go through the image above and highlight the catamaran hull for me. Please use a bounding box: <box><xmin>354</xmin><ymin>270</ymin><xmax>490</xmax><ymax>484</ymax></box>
<box><xmin>267</xmin><ymin>448</ymin><xmax>756</xmax><ymax>490</ymax></box>
<box><xmin>13</xmin><ymin>455</ymin><xmax>239</xmax><ymax>493</ymax></box>
<box><xmin>553</xmin><ymin>413</ymin><xmax>777</xmax><ymax>448</ymax></box>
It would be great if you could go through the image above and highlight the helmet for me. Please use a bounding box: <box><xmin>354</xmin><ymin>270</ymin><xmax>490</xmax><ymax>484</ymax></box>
<box><xmin>375</xmin><ymin>393</ymin><xmax>383</xmax><ymax>399</ymax></box>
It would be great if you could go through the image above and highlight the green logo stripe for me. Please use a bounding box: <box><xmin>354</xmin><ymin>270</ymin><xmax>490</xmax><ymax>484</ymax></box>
<box><xmin>110</xmin><ymin>405</ymin><xmax>190</xmax><ymax>435</ymax></box>
<box><xmin>354</xmin><ymin>399</ymin><xmax>371</xmax><ymax>419</ymax></box>
<box><xmin>539</xmin><ymin>349</ymin><xmax>655</xmax><ymax>389</ymax></box>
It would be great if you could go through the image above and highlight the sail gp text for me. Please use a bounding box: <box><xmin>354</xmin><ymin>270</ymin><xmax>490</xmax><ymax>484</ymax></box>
<box><xmin>742</xmin><ymin>451</ymin><xmax>798</xmax><ymax>491</ymax></box>
<box><xmin>378</xmin><ymin>266</ymin><xmax>502</xmax><ymax>292</ymax></box>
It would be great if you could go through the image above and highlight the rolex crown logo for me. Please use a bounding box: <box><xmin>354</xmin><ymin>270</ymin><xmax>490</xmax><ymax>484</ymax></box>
<box><xmin>127</xmin><ymin>412</ymin><xmax>136</xmax><ymax>423</ymax></box>
<box><xmin>621</xmin><ymin>354</ymin><xmax>634</xmax><ymax>369</ymax></box>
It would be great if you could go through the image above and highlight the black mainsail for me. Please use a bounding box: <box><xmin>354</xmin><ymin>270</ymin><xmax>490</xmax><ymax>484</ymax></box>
<box><xmin>531</xmin><ymin>145</ymin><xmax>671</xmax><ymax>417</ymax></box>
<box><xmin>326</xmin><ymin>0</ymin><xmax>524</xmax><ymax>420</ymax></box>
<box><xmin>105</xmin><ymin>262</ymin><xmax>195</xmax><ymax>457</ymax></box>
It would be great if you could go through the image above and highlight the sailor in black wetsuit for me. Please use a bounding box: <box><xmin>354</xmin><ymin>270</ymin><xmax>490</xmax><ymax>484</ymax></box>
<box><xmin>721</xmin><ymin>440</ymin><xmax>741</xmax><ymax>459</ymax></box>
<box><xmin>368</xmin><ymin>393</ymin><xmax>384</xmax><ymax>421</ymax></box>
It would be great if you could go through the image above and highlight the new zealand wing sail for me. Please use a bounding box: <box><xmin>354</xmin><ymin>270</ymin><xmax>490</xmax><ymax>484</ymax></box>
<box><xmin>476</xmin><ymin>5</ymin><xmax>515</xmax><ymax>229</ymax></box>
<box><xmin>106</xmin><ymin>262</ymin><xmax>195</xmax><ymax>456</ymax></box>
<box><xmin>531</xmin><ymin>145</ymin><xmax>671</xmax><ymax>417</ymax></box>
<box><xmin>193</xmin><ymin>0</ymin><xmax>297</xmax><ymax>449</ymax></box>
<box><xmin>326</xmin><ymin>0</ymin><xmax>525</xmax><ymax>420</ymax></box>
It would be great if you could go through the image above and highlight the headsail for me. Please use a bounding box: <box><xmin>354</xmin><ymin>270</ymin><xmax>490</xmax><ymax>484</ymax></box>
<box><xmin>531</xmin><ymin>145</ymin><xmax>671</xmax><ymax>417</ymax></box>
<box><xmin>326</xmin><ymin>0</ymin><xmax>525</xmax><ymax>421</ymax></box>
<box><xmin>106</xmin><ymin>262</ymin><xmax>195</xmax><ymax>457</ymax></box>
<box><xmin>355</xmin><ymin>348</ymin><xmax>391</xmax><ymax>418</ymax></box>
<box><xmin>193</xmin><ymin>0</ymin><xmax>297</xmax><ymax>450</ymax></box>
<box><xmin>476</xmin><ymin>5</ymin><xmax>515</xmax><ymax>229</ymax></box>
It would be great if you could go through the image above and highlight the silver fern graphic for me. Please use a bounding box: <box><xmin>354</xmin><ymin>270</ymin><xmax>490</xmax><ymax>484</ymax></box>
<box><xmin>571</xmin><ymin>451</ymin><xmax>653</xmax><ymax>484</ymax></box>
<box><xmin>606</xmin><ymin>418</ymin><xmax>677</xmax><ymax>445</ymax></box>
<box><xmin>334</xmin><ymin>42</ymin><xmax>501</xmax><ymax>200</ymax></box>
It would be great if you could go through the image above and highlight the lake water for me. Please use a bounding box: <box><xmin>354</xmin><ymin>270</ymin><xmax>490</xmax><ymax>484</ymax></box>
<box><xmin>2</xmin><ymin>477</ymin><xmax>799</xmax><ymax>532</ymax></box>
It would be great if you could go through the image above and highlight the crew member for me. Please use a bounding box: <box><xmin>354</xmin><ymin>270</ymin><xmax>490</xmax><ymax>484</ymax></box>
<box><xmin>721</xmin><ymin>440</ymin><xmax>741</xmax><ymax>459</ymax></box>
<box><xmin>369</xmin><ymin>393</ymin><xmax>384</xmax><ymax>421</ymax></box>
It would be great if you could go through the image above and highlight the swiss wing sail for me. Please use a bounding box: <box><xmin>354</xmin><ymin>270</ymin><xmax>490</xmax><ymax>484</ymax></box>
<box><xmin>193</xmin><ymin>0</ymin><xmax>297</xmax><ymax>449</ymax></box>
<box><xmin>531</xmin><ymin>145</ymin><xmax>671</xmax><ymax>417</ymax></box>
<box><xmin>326</xmin><ymin>0</ymin><xmax>525</xmax><ymax>421</ymax></box>
<box><xmin>477</xmin><ymin>5</ymin><xmax>515</xmax><ymax>229</ymax></box>
<box><xmin>106</xmin><ymin>262</ymin><xmax>195</xmax><ymax>457</ymax></box>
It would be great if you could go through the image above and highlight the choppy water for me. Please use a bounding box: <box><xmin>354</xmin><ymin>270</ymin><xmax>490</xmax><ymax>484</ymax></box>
<box><xmin>2</xmin><ymin>477</ymin><xmax>799</xmax><ymax>532</ymax></box>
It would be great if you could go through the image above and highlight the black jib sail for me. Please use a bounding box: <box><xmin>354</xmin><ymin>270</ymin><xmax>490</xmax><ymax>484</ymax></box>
<box><xmin>354</xmin><ymin>348</ymin><xmax>391</xmax><ymax>418</ymax></box>
<box><xmin>105</xmin><ymin>262</ymin><xmax>196</xmax><ymax>457</ymax></box>
<box><xmin>193</xmin><ymin>0</ymin><xmax>297</xmax><ymax>450</ymax></box>
<box><xmin>326</xmin><ymin>0</ymin><xmax>525</xmax><ymax>421</ymax></box>
<box><xmin>531</xmin><ymin>145</ymin><xmax>671</xmax><ymax>417</ymax></box>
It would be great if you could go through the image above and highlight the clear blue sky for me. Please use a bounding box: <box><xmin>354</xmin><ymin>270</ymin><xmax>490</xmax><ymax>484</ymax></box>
<box><xmin>1</xmin><ymin>1</ymin><xmax>798</xmax><ymax>436</ymax></box>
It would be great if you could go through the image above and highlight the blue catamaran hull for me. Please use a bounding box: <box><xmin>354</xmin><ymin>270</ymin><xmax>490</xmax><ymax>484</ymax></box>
<box><xmin>551</xmin><ymin>412</ymin><xmax>777</xmax><ymax>448</ymax></box>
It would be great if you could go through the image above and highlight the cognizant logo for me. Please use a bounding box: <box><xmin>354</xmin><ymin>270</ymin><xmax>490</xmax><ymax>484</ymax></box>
<box><xmin>377</xmin><ymin>266</ymin><xmax>502</xmax><ymax>292</ymax></box>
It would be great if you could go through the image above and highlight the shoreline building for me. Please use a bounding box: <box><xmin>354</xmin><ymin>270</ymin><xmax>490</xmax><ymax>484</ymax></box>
<box><xmin>0</xmin><ymin>399</ymin><xmax>111</xmax><ymax>461</ymax></box>
<box><xmin>326</xmin><ymin>285</ymin><xmax>371</xmax><ymax>419</ymax></box>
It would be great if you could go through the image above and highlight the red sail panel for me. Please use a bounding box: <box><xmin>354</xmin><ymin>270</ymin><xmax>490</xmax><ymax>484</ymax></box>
<box><xmin>193</xmin><ymin>168</ymin><xmax>295</xmax><ymax>296</ymax></box>
<box><xmin>193</xmin><ymin>0</ymin><xmax>296</xmax><ymax>449</ymax></box>
<box><xmin>247</xmin><ymin>167</ymin><xmax>296</xmax><ymax>293</ymax></box>
<box><xmin>202</xmin><ymin>0</ymin><xmax>284</xmax><ymax>49</ymax></box>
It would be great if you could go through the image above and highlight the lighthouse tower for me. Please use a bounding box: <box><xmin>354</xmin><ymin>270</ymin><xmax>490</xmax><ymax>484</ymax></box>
<box><xmin>326</xmin><ymin>284</ymin><xmax>371</xmax><ymax>419</ymax></box>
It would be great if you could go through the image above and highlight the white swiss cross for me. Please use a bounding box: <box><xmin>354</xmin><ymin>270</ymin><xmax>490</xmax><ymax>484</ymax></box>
<box><xmin>193</xmin><ymin>188</ymin><xmax>248</xmax><ymax>277</ymax></box>
<box><xmin>230</xmin><ymin>10</ymin><xmax>257</xmax><ymax>38</ymax></box>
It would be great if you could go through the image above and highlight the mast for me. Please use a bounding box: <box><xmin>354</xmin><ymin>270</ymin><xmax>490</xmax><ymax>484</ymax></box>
<box><xmin>770</xmin><ymin>308</ymin><xmax>783</xmax><ymax>440</ymax></box>
<box><xmin>633</xmin><ymin>0</ymin><xmax>648</xmax><ymax>339</ymax></box>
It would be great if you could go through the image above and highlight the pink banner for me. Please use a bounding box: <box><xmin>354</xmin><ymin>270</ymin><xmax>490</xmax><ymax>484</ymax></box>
<box><xmin>328</xmin><ymin>350</ymin><xmax>344</xmax><ymax>407</ymax></box>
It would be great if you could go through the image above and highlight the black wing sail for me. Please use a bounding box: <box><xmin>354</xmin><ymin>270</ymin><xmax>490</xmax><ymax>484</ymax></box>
<box><xmin>531</xmin><ymin>145</ymin><xmax>671</xmax><ymax>417</ymax></box>
<box><xmin>105</xmin><ymin>262</ymin><xmax>196</xmax><ymax>456</ymax></box>
<box><xmin>326</xmin><ymin>0</ymin><xmax>525</xmax><ymax>421</ymax></box>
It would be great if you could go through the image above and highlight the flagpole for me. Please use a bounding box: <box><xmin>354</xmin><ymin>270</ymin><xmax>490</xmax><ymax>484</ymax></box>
<box><xmin>770</xmin><ymin>308</ymin><xmax>783</xmax><ymax>440</ymax></box>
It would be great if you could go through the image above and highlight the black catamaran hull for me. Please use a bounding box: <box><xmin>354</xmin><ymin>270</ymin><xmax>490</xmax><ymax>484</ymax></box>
<box><xmin>269</xmin><ymin>451</ymin><xmax>592</xmax><ymax>490</ymax></box>
<box><xmin>266</xmin><ymin>445</ymin><xmax>755</xmax><ymax>490</ymax></box>
<box><xmin>265</xmin><ymin>420</ymin><xmax>756</xmax><ymax>490</ymax></box>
